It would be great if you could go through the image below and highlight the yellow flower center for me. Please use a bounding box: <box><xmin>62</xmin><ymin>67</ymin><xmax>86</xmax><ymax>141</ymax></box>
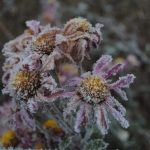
<box><xmin>1</xmin><ymin>130</ymin><xmax>18</xmax><ymax>148</ymax></box>
<box><xmin>79</xmin><ymin>76</ymin><xmax>110</xmax><ymax>103</ymax></box>
<box><xmin>12</xmin><ymin>70</ymin><xmax>41</xmax><ymax>99</ymax></box>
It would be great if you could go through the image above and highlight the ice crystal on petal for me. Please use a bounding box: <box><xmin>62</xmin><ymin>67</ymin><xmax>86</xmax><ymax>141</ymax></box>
<box><xmin>110</xmin><ymin>74</ymin><xmax>135</xmax><ymax>89</ymax></box>
<box><xmin>74</xmin><ymin>104</ymin><xmax>86</xmax><ymax>133</ymax></box>
<box><xmin>102</xmin><ymin>63</ymin><xmax>125</xmax><ymax>79</ymax></box>
<box><xmin>95</xmin><ymin>105</ymin><xmax>110</xmax><ymax>135</ymax></box>
<box><xmin>93</xmin><ymin>55</ymin><xmax>112</xmax><ymax>74</ymax></box>
<box><xmin>105</xmin><ymin>101</ymin><xmax>129</xmax><ymax>128</ymax></box>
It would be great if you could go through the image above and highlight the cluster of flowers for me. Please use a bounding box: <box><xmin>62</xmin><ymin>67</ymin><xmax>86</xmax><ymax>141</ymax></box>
<box><xmin>1</xmin><ymin>17</ymin><xmax>135</xmax><ymax>148</ymax></box>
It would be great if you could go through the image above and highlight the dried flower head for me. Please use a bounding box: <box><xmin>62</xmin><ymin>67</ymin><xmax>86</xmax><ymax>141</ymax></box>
<box><xmin>30</xmin><ymin>28</ymin><xmax>61</xmax><ymax>55</ymax></box>
<box><xmin>57</xmin><ymin>17</ymin><xmax>104</xmax><ymax>63</ymax></box>
<box><xmin>63</xmin><ymin>17</ymin><xmax>92</xmax><ymax>35</ymax></box>
<box><xmin>64</xmin><ymin>55</ymin><xmax>135</xmax><ymax>134</ymax></box>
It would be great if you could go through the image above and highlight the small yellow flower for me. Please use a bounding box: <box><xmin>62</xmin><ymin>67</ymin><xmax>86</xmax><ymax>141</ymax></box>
<box><xmin>0</xmin><ymin>130</ymin><xmax>18</xmax><ymax>148</ymax></box>
<box><xmin>12</xmin><ymin>70</ymin><xmax>41</xmax><ymax>100</ymax></box>
<box><xmin>43</xmin><ymin>119</ymin><xmax>63</xmax><ymax>135</ymax></box>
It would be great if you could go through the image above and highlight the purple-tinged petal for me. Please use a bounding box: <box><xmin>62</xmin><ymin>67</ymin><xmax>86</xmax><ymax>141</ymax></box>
<box><xmin>104</xmin><ymin>101</ymin><xmax>129</xmax><ymax>128</ymax></box>
<box><xmin>106</xmin><ymin>96</ymin><xmax>126</xmax><ymax>116</ymax></box>
<box><xmin>66</xmin><ymin>77</ymin><xmax>82</xmax><ymax>87</ymax></box>
<box><xmin>27</xmin><ymin>100</ymin><xmax>39</xmax><ymax>113</ymax></box>
<box><xmin>26</xmin><ymin>20</ymin><xmax>40</xmax><ymax>34</ymax></box>
<box><xmin>102</xmin><ymin>63</ymin><xmax>125</xmax><ymax>79</ymax></box>
<box><xmin>47</xmin><ymin>91</ymin><xmax>75</xmax><ymax>101</ymax></box>
<box><xmin>22</xmin><ymin>53</ymin><xmax>42</xmax><ymax>71</ymax></box>
<box><xmin>93</xmin><ymin>55</ymin><xmax>112</xmax><ymax>74</ymax></box>
<box><xmin>110</xmin><ymin>74</ymin><xmax>135</xmax><ymax>89</ymax></box>
<box><xmin>2</xmin><ymin>70</ymin><xmax>10</xmax><ymax>84</ymax></box>
<box><xmin>74</xmin><ymin>104</ymin><xmax>86</xmax><ymax>133</ymax></box>
<box><xmin>114</xmin><ymin>88</ymin><xmax>128</xmax><ymax>101</ymax></box>
<box><xmin>95</xmin><ymin>105</ymin><xmax>110</xmax><ymax>135</ymax></box>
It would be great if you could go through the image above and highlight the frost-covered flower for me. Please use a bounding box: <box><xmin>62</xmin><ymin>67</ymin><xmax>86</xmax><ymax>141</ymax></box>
<box><xmin>26</xmin><ymin>26</ymin><xmax>62</xmax><ymax>70</ymax></box>
<box><xmin>57</xmin><ymin>17</ymin><xmax>103</xmax><ymax>63</ymax></box>
<box><xmin>3</xmin><ymin>53</ymin><xmax>59</xmax><ymax>106</ymax></box>
<box><xmin>64</xmin><ymin>55</ymin><xmax>135</xmax><ymax>134</ymax></box>
<box><xmin>2</xmin><ymin>20</ymin><xmax>42</xmax><ymax>85</ymax></box>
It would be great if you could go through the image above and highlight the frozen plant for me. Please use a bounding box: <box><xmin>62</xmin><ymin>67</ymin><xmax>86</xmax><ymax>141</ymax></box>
<box><xmin>63</xmin><ymin>55</ymin><xmax>135</xmax><ymax>134</ymax></box>
<box><xmin>1</xmin><ymin>17</ymin><xmax>135</xmax><ymax>149</ymax></box>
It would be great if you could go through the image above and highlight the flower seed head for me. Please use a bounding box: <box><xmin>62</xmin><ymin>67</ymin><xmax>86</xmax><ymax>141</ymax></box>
<box><xmin>12</xmin><ymin>70</ymin><xmax>41</xmax><ymax>100</ymax></box>
<box><xmin>30</xmin><ymin>29</ymin><xmax>61</xmax><ymax>55</ymax></box>
<box><xmin>78</xmin><ymin>75</ymin><xmax>110</xmax><ymax>103</ymax></box>
<box><xmin>64</xmin><ymin>17</ymin><xmax>92</xmax><ymax>35</ymax></box>
<box><xmin>31</xmin><ymin>33</ymin><xmax>55</xmax><ymax>55</ymax></box>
